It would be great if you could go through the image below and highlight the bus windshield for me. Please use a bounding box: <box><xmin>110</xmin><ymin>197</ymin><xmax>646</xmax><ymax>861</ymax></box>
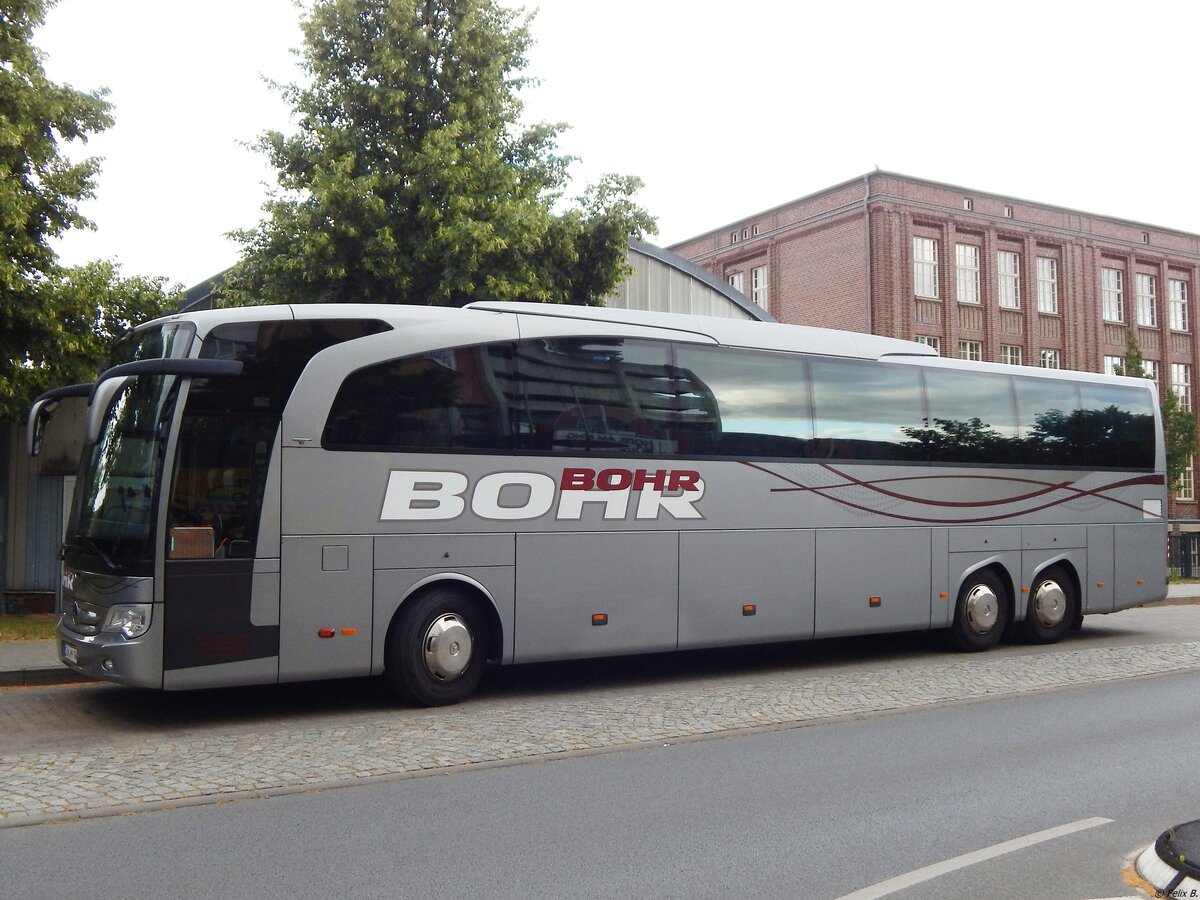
<box><xmin>67</xmin><ymin>323</ymin><xmax>194</xmax><ymax>574</ymax></box>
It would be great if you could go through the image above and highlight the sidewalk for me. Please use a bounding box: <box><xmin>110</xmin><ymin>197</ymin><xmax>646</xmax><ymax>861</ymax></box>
<box><xmin>2</xmin><ymin>585</ymin><xmax>1198</xmax><ymax>688</ymax></box>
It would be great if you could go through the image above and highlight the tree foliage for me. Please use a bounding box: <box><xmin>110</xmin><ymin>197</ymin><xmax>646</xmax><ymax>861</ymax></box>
<box><xmin>226</xmin><ymin>0</ymin><xmax>655</xmax><ymax>307</ymax></box>
<box><xmin>1114</xmin><ymin>329</ymin><xmax>1197</xmax><ymax>491</ymax></box>
<box><xmin>0</xmin><ymin>1</ymin><xmax>176</xmax><ymax>420</ymax></box>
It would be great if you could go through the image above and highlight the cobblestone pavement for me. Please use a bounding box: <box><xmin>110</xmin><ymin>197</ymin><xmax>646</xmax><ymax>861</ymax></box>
<box><xmin>3</xmin><ymin>620</ymin><xmax>1199</xmax><ymax>827</ymax></box>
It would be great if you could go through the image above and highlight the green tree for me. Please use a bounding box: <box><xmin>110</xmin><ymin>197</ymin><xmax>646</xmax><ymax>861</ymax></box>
<box><xmin>226</xmin><ymin>0</ymin><xmax>655</xmax><ymax>308</ymax></box>
<box><xmin>9</xmin><ymin>261</ymin><xmax>178</xmax><ymax>414</ymax></box>
<box><xmin>1115</xmin><ymin>329</ymin><xmax>1197</xmax><ymax>491</ymax></box>
<box><xmin>0</xmin><ymin>1</ymin><xmax>175</xmax><ymax>420</ymax></box>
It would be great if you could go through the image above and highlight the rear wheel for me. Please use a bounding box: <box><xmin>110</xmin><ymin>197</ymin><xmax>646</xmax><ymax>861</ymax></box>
<box><xmin>386</xmin><ymin>586</ymin><xmax>486</xmax><ymax>706</ymax></box>
<box><xmin>1019</xmin><ymin>566</ymin><xmax>1075</xmax><ymax>644</ymax></box>
<box><xmin>948</xmin><ymin>569</ymin><xmax>1008</xmax><ymax>652</ymax></box>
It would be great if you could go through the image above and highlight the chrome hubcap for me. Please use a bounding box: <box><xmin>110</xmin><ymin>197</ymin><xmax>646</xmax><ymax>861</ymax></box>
<box><xmin>423</xmin><ymin>614</ymin><xmax>473</xmax><ymax>682</ymax></box>
<box><xmin>964</xmin><ymin>584</ymin><xmax>999</xmax><ymax>635</ymax></box>
<box><xmin>1033</xmin><ymin>579</ymin><xmax>1067</xmax><ymax>628</ymax></box>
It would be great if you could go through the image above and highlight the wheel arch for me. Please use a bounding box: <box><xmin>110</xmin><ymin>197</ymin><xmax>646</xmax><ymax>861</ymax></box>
<box><xmin>955</xmin><ymin>559</ymin><xmax>1017</xmax><ymax>623</ymax></box>
<box><xmin>386</xmin><ymin>574</ymin><xmax>505</xmax><ymax>667</ymax></box>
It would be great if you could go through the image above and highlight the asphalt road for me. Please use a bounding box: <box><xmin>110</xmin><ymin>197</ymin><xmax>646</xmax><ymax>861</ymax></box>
<box><xmin>2</xmin><ymin>666</ymin><xmax>1195</xmax><ymax>899</ymax></box>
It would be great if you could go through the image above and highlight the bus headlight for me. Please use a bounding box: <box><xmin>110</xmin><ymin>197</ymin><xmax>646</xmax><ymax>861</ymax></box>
<box><xmin>101</xmin><ymin>604</ymin><xmax>152</xmax><ymax>640</ymax></box>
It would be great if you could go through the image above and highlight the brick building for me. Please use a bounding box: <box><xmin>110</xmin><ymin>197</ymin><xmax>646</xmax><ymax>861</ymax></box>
<box><xmin>669</xmin><ymin>170</ymin><xmax>1200</xmax><ymax>522</ymax></box>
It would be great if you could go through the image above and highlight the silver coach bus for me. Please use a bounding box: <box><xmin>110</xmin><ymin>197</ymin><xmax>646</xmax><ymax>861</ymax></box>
<box><xmin>29</xmin><ymin>302</ymin><xmax>1167</xmax><ymax>705</ymax></box>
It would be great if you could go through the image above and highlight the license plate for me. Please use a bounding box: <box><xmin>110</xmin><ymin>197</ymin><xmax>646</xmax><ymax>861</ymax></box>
<box><xmin>62</xmin><ymin>643</ymin><xmax>78</xmax><ymax>665</ymax></box>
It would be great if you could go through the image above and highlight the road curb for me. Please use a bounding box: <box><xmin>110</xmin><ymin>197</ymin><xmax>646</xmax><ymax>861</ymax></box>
<box><xmin>0</xmin><ymin>668</ymin><xmax>94</xmax><ymax>688</ymax></box>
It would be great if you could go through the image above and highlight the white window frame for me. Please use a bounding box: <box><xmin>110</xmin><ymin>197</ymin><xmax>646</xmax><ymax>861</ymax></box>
<box><xmin>913</xmin><ymin>237</ymin><xmax>938</xmax><ymax>299</ymax></box>
<box><xmin>751</xmin><ymin>265</ymin><xmax>768</xmax><ymax>309</ymax></box>
<box><xmin>1135</xmin><ymin>273</ymin><xmax>1157</xmax><ymax>327</ymax></box>
<box><xmin>1036</xmin><ymin>257</ymin><xmax>1058</xmax><ymax>314</ymax></box>
<box><xmin>958</xmin><ymin>340</ymin><xmax>982</xmax><ymax>362</ymax></box>
<box><xmin>1101</xmin><ymin>268</ymin><xmax>1124</xmax><ymax>322</ymax></box>
<box><xmin>1104</xmin><ymin>355</ymin><xmax>1124</xmax><ymax>376</ymax></box>
<box><xmin>727</xmin><ymin>272</ymin><xmax>744</xmax><ymax>294</ymax></box>
<box><xmin>998</xmin><ymin>251</ymin><xmax>1020</xmax><ymax>309</ymax></box>
<box><xmin>1170</xmin><ymin>279</ymin><xmax>1189</xmax><ymax>332</ymax></box>
<box><xmin>999</xmin><ymin>344</ymin><xmax>1022</xmax><ymax>366</ymax></box>
<box><xmin>915</xmin><ymin>335</ymin><xmax>940</xmax><ymax>353</ymax></box>
<box><xmin>1172</xmin><ymin>363</ymin><xmax>1192</xmax><ymax>409</ymax></box>
<box><xmin>955</xmin><ymin>244</ymin><xmax>980</xmax><ymax>304</ymax></box>
<box><xmin>1039</xmin><ymin>349</ymin><xmax>1060</xmax><ymax>369</ymax></box>
<box><xmin>1143</xmin><ymin>359</ymin><xmax>1160</xmax><ymax>384</ymax></box>
<box><xmin>1178</xmin><ymin>455</ymin><xmax>1195</xmax><ymax>502</ymax></box>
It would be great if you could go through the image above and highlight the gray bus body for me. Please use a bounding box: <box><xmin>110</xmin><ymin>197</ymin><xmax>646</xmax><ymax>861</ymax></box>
<box><xmin>43</xmin><ymin>302</ymin><xmax>1167</xmax><ymax>704</ymax></box>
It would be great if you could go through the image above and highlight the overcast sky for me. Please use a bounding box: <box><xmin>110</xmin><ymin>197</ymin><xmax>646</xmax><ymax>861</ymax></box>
<box><xmin>36</xmin><ymin>0</ymin><xmax>1200</xmax><ymax>290</ymax></box>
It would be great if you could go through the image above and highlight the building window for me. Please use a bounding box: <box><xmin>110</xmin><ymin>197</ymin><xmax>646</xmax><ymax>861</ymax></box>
<box><xmin>752</xmin><ymin>224</ymin><xmax>760</xmax><ymax>236</ymax></box>
<box><xmin>963</xmin><ymin>198</ymin><xmax>973</xmax><ymax>211</ymax></box>
<box><xmin>751</xmin><ymin>265</ymin><xmax>768</xmax><ymax>309</ymax></box>
<box><xmin>1104</xmin><ymin>355</ymin><xmax>1124</xmax><ymax>376</ymax></box>
<box><xmin>1178</xmin><ymin>456</ymin><xmax>1196</xmax><ymax>502</ymax></box>
<box><xmin>999</xmin><ymin>344</ymin><xmax>1022</xmax><ymax>366</ymax></box>
<box><xmin>998</xmin><ymin>251</ymin><xmax>1021</xmax><ymax>309</ymax></box>
<box><xmin>731</xmin><ymin>232</ymin><xmax>739</xmax><ymax>243</ymax></box>
<box><xmin>1135</xmin><ymin>273</ymin><xmax>1157</xmax><ymax>327</ymax></box>
<box><xmin>955</xmin><ymin>244</ymin><xmax>980</xmax><ymax>304</ymax></box>
<box><xmin>1143</xmin><ymin>359</ymin><xmax>1160</xmax><ymax>384</ymax></box>
<box><xmin>913</xmin><ymin>237</ymin><xmax>938</xmax><ymax>299</ymax></box>
<box><xmin>727</xmin><ymin>272</ymin><xmax>744</xmax><ymax>293</ymax></box>
<box><xmin>1036</xmin><ymin>257</ymin><xmax>1058</xmax><ymax>314</ymax></box>
<box><xmin>1101</xmin><ymin>268</ymin><xmax>1124</xmax><ymax>322</ymax></box>
<box><xmin>1142</xmin><ymin>232</ymin><xmax>1150</xmax><ymax>244</ymax></box>
<box><xmin>742</xmin><ymin>229</ymin><xmax>749</xmax><ymax>239</ymax></box>
<box><xmin>1172</xmin><ymin>363</ymin><xmax>1192</xmax><ymax>409</ymax></box>
<box><xmin>915</xmin><ymin>335</ymin><xmax>940</xmax><ymax>353</ymax></box>
<box><xmin>1004</xmin><ymin>206</ymin><xmax>1013</xmax><ymax>218</ymax></box>
<box><xmin>1039</xmin><ymin>349</ymin><xmax>1060</xmax><ymax>369</ymax></box>
<box><xmin>958</xmin><ymin>340</ymin><xmax>982</xmax><ymax>361</ymax></box>
<box><xmin>1170</xmin><ymin>279</ymin><xmax>1189</xmax><ymax>331</ymax></box>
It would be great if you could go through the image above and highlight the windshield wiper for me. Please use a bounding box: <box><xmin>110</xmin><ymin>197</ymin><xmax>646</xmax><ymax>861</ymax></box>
<box><xmin>64</xmin><ymin>534</ymin><xmax>123</xmax><ymax>574</ymax></box>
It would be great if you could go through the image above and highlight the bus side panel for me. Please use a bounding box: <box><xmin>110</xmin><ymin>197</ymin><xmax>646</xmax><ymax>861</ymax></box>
<box><xmin>678</xmin><ymin>530</ymin><xmax>814</xmax><ymax>650</ymax></box>
<box><xmin>931</xmin><ymin>528</ymin><xmax>950</xmax><ymax>627</ymax></box>
<box><xmin>1084</xmin><ymin>525</ymin><xmax>1115</xmax><ymax>613</ymax></box>
<box><xmin>1113</xmin><ymin>521</ymin><xmax>1168</xmax><ymax>610</ymax></box>
<box><xmin>813</xmin><ymin>528</ymin><xmax>932</xmax><ymax>638</ymax></box>
<box><xmin>279</xmin><ymin>535</ymin><xmax>374</xmax><ymax>681</ymax></box>
<box><xmin>514</xmin><ymin>531</ymin><xmax>678</xmax><ymax>663</ymax></box>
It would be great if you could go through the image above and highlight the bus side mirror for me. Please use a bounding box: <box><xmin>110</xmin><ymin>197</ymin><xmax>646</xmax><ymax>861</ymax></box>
<box><xmin>27</xmin><ymin>383</ymin><xmax>93</xmax><ymax>457</ymax></box>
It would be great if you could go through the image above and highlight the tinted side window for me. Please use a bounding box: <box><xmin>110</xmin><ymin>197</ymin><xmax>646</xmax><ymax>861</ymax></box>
<box><xmin>672</xmin><ymin>344</ymin><xmax>811</xmax><ymax>458</ymax></box>
<box><xmin>810</xmin><ymin>358</ymin><xmax>925</xmax><ymax>460</ymax></box>
<box><xmin>1077</xmin><ymin>383</ymin><xmax>1156</xmax><ymax>469</ymax></box>
<box><xmin>1014</xmin><ymin>376</ymin><xmax>1084</xmax><ymax>467</ymax></box>
<box><xmin>921</xmin><ymin>368</ymin><xmax>1019</xmax><ymax>463</ymax></box>
<box><xmin>324</xmin><ymin>344</ymin><xmax>517</xmax><ymax>451</ymax></box>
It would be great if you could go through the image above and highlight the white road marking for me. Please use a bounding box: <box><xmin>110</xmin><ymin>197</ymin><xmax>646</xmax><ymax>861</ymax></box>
<box><xmin>834</xmin><ymin>816</ymin><xmax>1114</xmax><ymax>899</ymax></box>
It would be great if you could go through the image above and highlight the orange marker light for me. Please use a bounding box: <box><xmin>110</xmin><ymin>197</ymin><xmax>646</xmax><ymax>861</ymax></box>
<box><xmin>1137</xmin><ymin>579</ymin><xmax>1145</xmax><ymax>585</ymax></box>
<box><xmin>939</xmin><ymin>593</ymin><xmax>949</xmax><ymax>599</ymax></box>
<box><xmin>1097</xmin><ymin>582</ymin><xmax>1105</xmax><ymax>589</ymax></box>
<box><xmin>742</xmin><ymin>604</ymin><xmax>757</xmax><ymax>617</ymax></box>
<box><xmin>317</xmin><ymin>628</ymin><xmax>336</xmax><ymax>639</ymax></box>
<box><xmin>869</xmin><ymin>597</ymin><xmax>881</xmax><ymax>608</ymax></box>
<box><xmin>592</xmin><ymin>614</ymin><xmax>608</xmax><ymax>626</ymax></box>
<box><xmin>1022</xmin><ymin>587</ymin><xmax>1030</xmax><ymax>594</ymax></box>
<box><xmin>341</xmin><ymin>628</ymin><xmax>357</xmax><ymax>636</ymax></box>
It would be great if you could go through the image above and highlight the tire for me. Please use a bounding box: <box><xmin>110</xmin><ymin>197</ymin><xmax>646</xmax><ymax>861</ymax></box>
<box><xmin>386</xmin><ymin>586</ymin><xmax>487</xmax><ymax>706</ymax></box>
<box><xmin>948</xmin><ymin>569</ymin><xmax>1008</xmax><ymax>652</ymax></box>
<box><xmin>1019</xmin><ymin>566</ymin><xmax>1076</xmax><ymax>644</ymax></box>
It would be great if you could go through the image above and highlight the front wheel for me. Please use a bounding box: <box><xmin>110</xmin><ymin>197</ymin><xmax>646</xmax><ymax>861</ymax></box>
<box><xmin>1019</xmin><ymin>566</ymin><xmax>1076</xmax><ymax>644</ymax></box>
<box><xmin>386</xmin><ymin>587</ymin><xmax>486</xmax><ymax>706</ymax></box>
<box><xmin>948</xmin><ymin>569</ymin><xmax>1008</xmax><ymax>652</ymax></box>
